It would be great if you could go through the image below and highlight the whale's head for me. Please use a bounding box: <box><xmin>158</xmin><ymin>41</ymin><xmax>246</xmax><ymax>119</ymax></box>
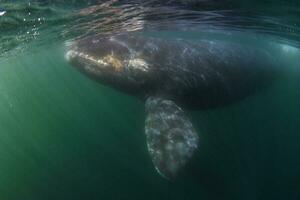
<box><xmin>65</xmin><ymin>35</ymin><xmax>154</xmax><ymax>95</ymax></box>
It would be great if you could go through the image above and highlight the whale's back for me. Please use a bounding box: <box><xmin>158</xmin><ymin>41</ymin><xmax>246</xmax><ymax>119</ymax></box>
<box><xmin>116</xmin><ymin>35</ymin><xmax>279</xmax><ymax>109</ymax></box>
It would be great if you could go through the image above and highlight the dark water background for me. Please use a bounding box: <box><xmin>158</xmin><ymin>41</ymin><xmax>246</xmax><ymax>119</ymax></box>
<box><xmin>0</xmin><ymin>0</ymin><xmax>300</xmax><ymax>199</ymax></box>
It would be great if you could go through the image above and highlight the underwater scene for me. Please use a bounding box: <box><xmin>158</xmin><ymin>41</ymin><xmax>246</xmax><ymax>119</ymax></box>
<box><xmin>0</xmin><ymin>0</ymin><xmax>300</xmax><ymax>199</ymax></box>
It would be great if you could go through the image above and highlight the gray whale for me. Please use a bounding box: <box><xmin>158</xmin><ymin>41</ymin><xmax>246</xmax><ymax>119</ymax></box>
<box><xmin>66</xmin><ymin>33</ymin><xmax>280</xmax><ymax>179</ymax></box>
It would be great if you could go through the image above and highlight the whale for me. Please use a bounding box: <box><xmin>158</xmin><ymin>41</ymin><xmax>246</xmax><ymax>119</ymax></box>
<box><xmin>65</xmin><ymin>33</ymin><xmax>280</xmax><ymax>179</ymax></box>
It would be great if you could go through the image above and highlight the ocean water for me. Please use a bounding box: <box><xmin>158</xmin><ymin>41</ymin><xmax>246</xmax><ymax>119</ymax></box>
<box><xmin>0</xmin><ymin>1</ymin><xmax>300</xmax><ymax>200</ymax></box>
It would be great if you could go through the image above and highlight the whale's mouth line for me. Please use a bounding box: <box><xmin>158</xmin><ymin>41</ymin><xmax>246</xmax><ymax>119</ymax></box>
<box><xmin>66</xmin><ymin>49</ymin><xmax>151</xmax><ymax>73</ymax></box>
<box><xmin>66</xmin><ymin>49</ymin><xmax>125</xmax><ymax>72</ymax></box>
<box><xmin>66</xmin><ymin>50</ymin><xmax>110</xmax><ymax>68</ymax></box>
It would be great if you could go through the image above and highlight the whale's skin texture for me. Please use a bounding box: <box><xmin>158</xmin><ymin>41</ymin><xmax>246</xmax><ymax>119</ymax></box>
<box><xmin>66</xmin><ymin>34</ymin><xmax>278</xmax><ymax>110</ymax></box>
<box><xmin>65</xmin><ymin>33</ymin><xmax>279</xmax><ymax>179</ymax></box>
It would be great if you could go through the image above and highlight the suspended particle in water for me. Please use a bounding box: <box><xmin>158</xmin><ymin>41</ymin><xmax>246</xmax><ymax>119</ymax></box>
<box><xmin>0</xmin><ymin>11</ymin><xmax>6</xmax><ymax>16</ymax></box>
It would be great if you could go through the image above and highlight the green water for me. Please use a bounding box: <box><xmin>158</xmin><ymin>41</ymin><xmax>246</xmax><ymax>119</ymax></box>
<box><xmin>1</xmin><ymin>0</ymin><xmax>300</xmax><ymax>199</ymax></box>
<box><xmin>0</xmin><ymin>39</ymin><xmax>299</xmax><ymax>200</ymax></box>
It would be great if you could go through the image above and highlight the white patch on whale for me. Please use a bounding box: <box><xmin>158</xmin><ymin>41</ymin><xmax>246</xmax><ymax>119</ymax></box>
<box><xmin>0</xmin><ymin>11</ymin><xmax>6</xmax><ymax>16</ymax></box>
<box><xmin>128</xmin><ymin>58</ymin><xmax>149</xmax><ymax>72</ymax></box>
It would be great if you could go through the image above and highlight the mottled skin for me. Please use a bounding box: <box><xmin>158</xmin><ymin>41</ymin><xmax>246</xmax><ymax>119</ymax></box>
<box><xmin>66</xmin><ymin>33</ymin><xmax>279</xmax><ymax>179</ymax></box>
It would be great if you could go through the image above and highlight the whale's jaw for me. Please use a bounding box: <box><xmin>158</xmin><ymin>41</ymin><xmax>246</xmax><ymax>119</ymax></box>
<box><xmin>66</xmin><ymin>49</ymin><xmax>124</xmax><ymax>75</ymax></box>
<box><xmin>65</xmin><ymin>35</ymin><xmax>156</xmax><ymax>96</ymax></box>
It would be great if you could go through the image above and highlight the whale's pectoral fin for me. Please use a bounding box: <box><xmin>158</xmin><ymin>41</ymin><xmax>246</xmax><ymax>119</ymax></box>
<box><xmin>145</xmin><ymin>97</ymin><xmax>199</xmax><ymax>179</ymax></box>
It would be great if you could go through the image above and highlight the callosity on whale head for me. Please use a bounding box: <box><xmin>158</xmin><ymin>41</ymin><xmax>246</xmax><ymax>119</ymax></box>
<box><xmin>66</xmin><ymin>35</ymin><xmax>156</xmax><ymax>96</ymax></box>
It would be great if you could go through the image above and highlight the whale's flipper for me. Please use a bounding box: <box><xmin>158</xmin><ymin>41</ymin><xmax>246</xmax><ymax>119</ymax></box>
<box><xmin>145</xmin><ymin>97</ymin><xmax>199</xmax><ymax>179</ymax></box>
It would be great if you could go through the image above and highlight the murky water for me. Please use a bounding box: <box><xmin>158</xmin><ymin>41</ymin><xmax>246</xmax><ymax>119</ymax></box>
<box><xmin>0</xmin><ymin>1</ymin><xmax>300</xmax><ymax>199</ymax></box>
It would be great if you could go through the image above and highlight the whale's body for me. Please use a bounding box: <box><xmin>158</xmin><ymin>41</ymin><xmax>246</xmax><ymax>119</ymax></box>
<box><xmin>66</xmin><ymin>33</ymin><xmax>279</xmax><ymax>179</ymax></box>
